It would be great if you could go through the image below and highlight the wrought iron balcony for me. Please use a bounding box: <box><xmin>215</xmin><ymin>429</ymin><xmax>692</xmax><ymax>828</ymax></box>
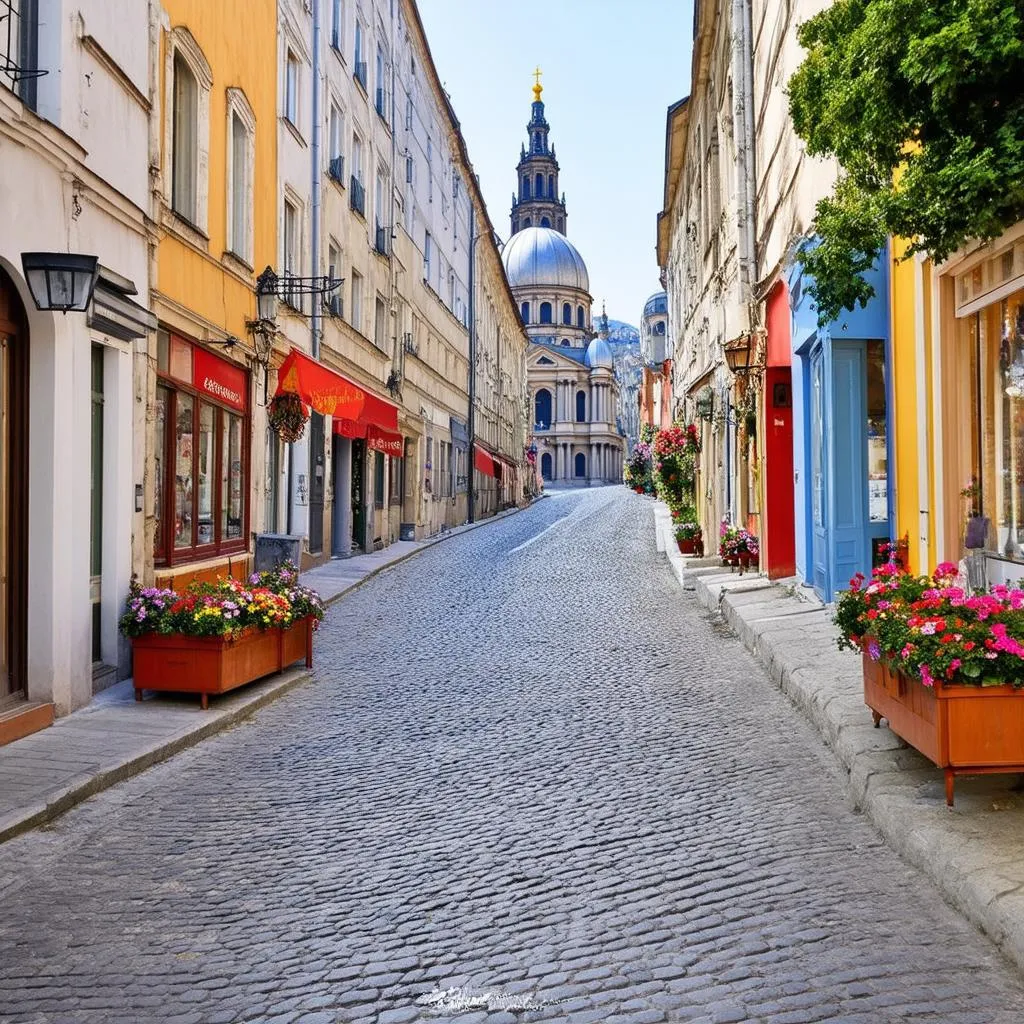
<box><xmin>350</xmin><ymin>176</ymin><xmax>366</xmax><ymax>216</ymax></box>
<box><xmin>328</xmin><ymin>155</ymin><xmax>344</xmax><ymax>185</ymax></box>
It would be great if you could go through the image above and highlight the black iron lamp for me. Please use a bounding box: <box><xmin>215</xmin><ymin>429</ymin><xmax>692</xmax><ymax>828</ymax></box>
<box><xmin>20</xmin><ymin>252</ymin><xmax>99</xmax><ymax>313</ymax></box>
<box><xmin>723</xmin><ymin>333</ymin><xmax>753</xmax><ymax>375</ymax></box>
<box><xmin>254</xmin><ymin>265</ymin><xmax>279</xmax><ymax>323</ymax></box>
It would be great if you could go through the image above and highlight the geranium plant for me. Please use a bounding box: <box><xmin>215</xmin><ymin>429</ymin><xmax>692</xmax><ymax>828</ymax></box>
<box><xmin>835</xmin><ymin>558</ymin><xmax>1024</xmax><ymax>688</ymax></box>
<box><xmin>675</xmin><ymin>521</ymin><xmax>701</xmax><ymax>541</ymax></box>
<box><xmin>120</xmin><ymin>561</ymin><xmax>325</xmax><ymax>640</ymax></box>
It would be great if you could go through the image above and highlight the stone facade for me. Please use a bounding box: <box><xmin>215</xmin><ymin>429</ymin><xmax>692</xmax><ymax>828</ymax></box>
<box><xmin>657</xmin><ymin>0</ymin><xmax>759</xmax><ymax>549</ymax></box>
<box><xmin>0</xmin><ymin>0</ymin><xmax>155</xmax><ymax>716</ymax></box>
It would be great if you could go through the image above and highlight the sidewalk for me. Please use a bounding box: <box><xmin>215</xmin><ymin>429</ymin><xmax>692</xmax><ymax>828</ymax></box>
<box><xmin>0</xmin><ymin>500</ymin><xmax>540</xmax><ymax>845</ymax></box>
<box><xmin>654</xmin><ymin>502</ymin><xmax>1024</xmax><ymax>975</ymax></box>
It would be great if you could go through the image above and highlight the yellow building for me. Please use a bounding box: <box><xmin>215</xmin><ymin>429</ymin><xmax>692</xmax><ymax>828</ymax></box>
<box><xmin>889</xmin><ymin>240</ymin><xmax>938</xmax><ymax>574</ymax></box>
<box><xmin>147</xmin><ymin>0</ymin><xmax>278</xmax><ymax>588</ymax></box>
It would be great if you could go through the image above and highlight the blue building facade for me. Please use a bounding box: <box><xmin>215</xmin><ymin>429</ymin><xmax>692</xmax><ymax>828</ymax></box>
<box><xmin>788</xmin><ymin>245</ymin><xmax>894</xmax><ymax>601</ymax></box>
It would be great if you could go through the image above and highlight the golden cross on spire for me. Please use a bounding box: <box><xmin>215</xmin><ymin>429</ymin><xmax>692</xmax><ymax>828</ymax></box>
<box><xmin>532</xmin><ymin>66</ymin><xmax>543</xmax><ymax>102</ymax></box>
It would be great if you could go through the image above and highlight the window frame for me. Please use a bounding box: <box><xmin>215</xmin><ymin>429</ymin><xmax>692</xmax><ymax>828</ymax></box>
<box><xmin>285</xmin><ymin>49</ymin><xmax>300</xmax><ymax>127</ymax></box>
<box><xmin>165</xmin><ymin>28</ymin><xmax>212</xmax><ymax>232</ymax></box>
<box><xmin>226</xmin><ymin>88</ymin><xmax>256</xmax><ymax>265</ymax></box>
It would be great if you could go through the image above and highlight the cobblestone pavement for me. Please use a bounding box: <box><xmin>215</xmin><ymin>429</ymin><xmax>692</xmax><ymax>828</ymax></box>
<box><xmin>2</xmin><ymin>487</ymin><xmax>1024</xmax><ymax>1024</ymax></box>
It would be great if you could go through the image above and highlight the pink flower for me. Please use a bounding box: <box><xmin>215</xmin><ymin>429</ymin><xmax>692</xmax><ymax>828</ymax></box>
<box><xmin>920</xmin><ymin>664</ymin><xmax>935</xmax><ymax>687</ymax></box>
<box><xmin>935</xmin><ymin>562</ymin><xmax>958</xmax><ymax>579</ymax></box>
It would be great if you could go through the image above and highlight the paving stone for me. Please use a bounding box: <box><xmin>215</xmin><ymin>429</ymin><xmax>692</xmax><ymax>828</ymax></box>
<box><xmin>0</xmin><ymin>489</ymin><xmax>1022</xmax><ymax>1022</ymax></box>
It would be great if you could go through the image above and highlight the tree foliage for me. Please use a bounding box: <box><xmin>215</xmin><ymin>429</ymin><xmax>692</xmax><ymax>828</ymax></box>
<box><xmin>788</xmin><ymin>0</ymin><xmax>1024</xmax><ymax>324</ymax></box>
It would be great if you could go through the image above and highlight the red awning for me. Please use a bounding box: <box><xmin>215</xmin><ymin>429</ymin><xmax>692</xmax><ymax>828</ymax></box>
<box><xmin>474</xmin><ymin>444</ymin><xmax>501</xmax><ymax>480</ymax></box>
<box><xmin>366</xmin><ymin>426</ymin><xmax>403</xmax><ymax>456</ymax></box>
<box><xmin>276</xmin><ymin>348</ymin><xmax>399</xmax><ymax>432</ymax></box>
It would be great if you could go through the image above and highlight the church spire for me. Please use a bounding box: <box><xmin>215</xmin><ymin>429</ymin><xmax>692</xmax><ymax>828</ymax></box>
<box><xmin>511</xmin><ymin>70</ymin><xmax>567</xmax><ymax>237</ymax></box>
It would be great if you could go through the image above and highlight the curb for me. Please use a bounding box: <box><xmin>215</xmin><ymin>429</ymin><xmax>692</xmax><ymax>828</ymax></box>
<box><xmin>0</xmin><ymin>667</ymin><xmax>313</xmax><ymax>846</ymax></box>
<box><xmin>322</xmin><ymin>496</ymin><xmax>547</xmax><ymax>607</ymax></box>
<box><xmin>687</xmin><ymin>567</ymin><xmax>1024</xmax><ymax>976</ymax></box>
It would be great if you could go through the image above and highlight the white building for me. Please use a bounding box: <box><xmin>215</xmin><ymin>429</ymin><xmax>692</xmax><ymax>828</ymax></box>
<box><xmin>0</xmin><ymin>1</ymin><xmax>154</xmax><ymax>734</ymax></box>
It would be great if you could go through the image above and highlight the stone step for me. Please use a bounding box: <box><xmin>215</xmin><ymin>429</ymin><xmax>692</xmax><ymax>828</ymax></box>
<box><xmin>0</xmin><ymin>701</ymin><xmax>55</xmax><ymax>746</ymax></box>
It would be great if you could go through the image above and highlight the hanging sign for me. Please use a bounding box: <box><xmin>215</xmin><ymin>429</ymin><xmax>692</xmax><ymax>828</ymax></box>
<box><xmin>194</xmin><ymin>347</ymin><xmax>248</xmax><ymax>411</ymax></box>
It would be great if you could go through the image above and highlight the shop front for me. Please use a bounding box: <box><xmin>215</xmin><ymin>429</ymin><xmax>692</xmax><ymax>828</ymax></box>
<box><xmin>153</xmin><ymin>330</ymin><xmax>251</xmax><ymax>588</ymax></box>
<box><xmin>942</xmin><ymin>228</ymin><xmax>1024</xmax><ymax>586</ymax></box>
<box><xmin>789</xmin><ymin>249</ymin><xmax>893</xmax><ymax>601</ymax></box>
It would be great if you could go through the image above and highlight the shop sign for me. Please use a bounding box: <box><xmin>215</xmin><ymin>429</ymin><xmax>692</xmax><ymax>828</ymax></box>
<box><xmin>194</xmin><ymin>347</ymin><xmax>248</xmax><ymax>411</ymax></box>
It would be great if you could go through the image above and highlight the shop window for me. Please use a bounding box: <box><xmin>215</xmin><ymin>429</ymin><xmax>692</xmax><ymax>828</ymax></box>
<box><xmin>154</xmin><ymin>332</ymin><xmax>249</xmax><ymax>564</ymax></box>
<box><xmin>974</xmin><ymin>288</ymin><xmax>1024</xmax><ymax>560</ymax></box>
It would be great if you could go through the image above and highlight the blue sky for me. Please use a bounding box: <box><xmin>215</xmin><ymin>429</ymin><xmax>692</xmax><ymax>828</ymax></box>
<box><xmin>417</xmin><ymin>0</ymin><xmax>694</xmax><ymax>329</ymax></box>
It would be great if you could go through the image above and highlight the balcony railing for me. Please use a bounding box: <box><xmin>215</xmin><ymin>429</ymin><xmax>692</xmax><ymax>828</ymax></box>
<box><xmin>353</xmin><ymin>61</ymin><xmax>367</xmax><ymax>91</ymax></box>
<box><xmin>350</xmin><ymin>176</ymin><xmax>365</xmax><ymax>216</ymax></box>
<box><xmin>374</xmin><ymin>222</ymin><xmax>390</xmax><ymax>256</ymax></box>
<box><xmin>328</xmin><ymin>155</ymin><xmax>344</xmax><ymax>185</ymax></box>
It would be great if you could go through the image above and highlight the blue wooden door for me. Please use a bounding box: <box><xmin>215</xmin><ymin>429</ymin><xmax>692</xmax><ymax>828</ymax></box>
<box><xmin>830</xmin><ymin>342</ymin><xmax>869</xmax><ymax>599</ymax></box>
<box><xmin>809</xmin><ymin>348</ymin><xmax>829</xmax><ymax>597</ymax></box>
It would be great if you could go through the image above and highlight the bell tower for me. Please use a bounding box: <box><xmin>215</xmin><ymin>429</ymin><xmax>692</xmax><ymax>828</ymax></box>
<box><xmin>511</xmin><ymin>69</ymin><xmax>567</xmax><ymax>237</ymax></box>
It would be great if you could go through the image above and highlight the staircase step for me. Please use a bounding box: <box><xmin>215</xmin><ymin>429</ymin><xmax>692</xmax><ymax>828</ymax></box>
<box><xmin>0</xmin><ymin>701</ymin><xmax>55</xmax><ymax>746</ymax></box>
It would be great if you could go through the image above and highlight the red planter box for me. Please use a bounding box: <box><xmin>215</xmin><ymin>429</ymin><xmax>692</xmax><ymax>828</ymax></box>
<box><xmin>863</xmin><ymin>653</ymin><xmax>1024</xmax><ymax>805</ymax></box>
<box><xmin>676</xmin><ymin>537</ymin><xmax>698</xmax><ymax>554</ymax></box>
<box><xmin>132</xmin><ymin>617</ymin><xmax>314</xmax><ymax>709</ymax></box>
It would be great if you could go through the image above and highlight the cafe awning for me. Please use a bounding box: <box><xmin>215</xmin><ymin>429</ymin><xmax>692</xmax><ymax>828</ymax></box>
<box><xmin>276</xmin><ymin>348</ymin><xmax>399</xmax><ymax>433</ymax></box>
<box><xmin>474</xmin><ymin>443</ymin><xmax>501</xmax><ymax>480</ymax></box>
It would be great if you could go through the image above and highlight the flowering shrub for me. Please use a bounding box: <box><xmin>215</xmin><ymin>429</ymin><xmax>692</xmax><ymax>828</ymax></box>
<box><xmin>120</xmin><ymin>561</ymin><xmax>325</xmax><ymax>639</ymax></box>
<box><xmin>626</xmin><ymin>440</ymin><xmax>654</xmax><ymax>492</ymax></box>
<box><xmin>675</xmin><ymin>521</ymin><xmax>701</xmax><ymax>540</ymax></box>
<box><xmin>834</xmin><ymin>559</ymin><xmax>1024</xmax><ymax>688</ymax></box>
<box><xmin>653</xmin><ymin>423</ymin><xmax>701</xmax><ymax>514</ymax></box>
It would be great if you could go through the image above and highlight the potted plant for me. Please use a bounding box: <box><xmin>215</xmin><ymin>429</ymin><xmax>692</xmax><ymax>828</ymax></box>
<box><xmin>675</xmin><ymin>520</ymin><xmax>701</xmax><ymax>555</ymax></box>
<box><xmin>835</xmin><ymin>558</ymin><xmax>1024</xmax><ymax>805</ymax></box>
<box><xmin>719</xmin><ymin>522</ymin><xmax>740</xmax><ymax>567</ymax></box>
<box><xmin>268</xmin><ymin>392</ymin><xmax>308</xmax><ymax>443</ymax></box>
<box><xmin>120</xmin><ymin>561</ymin><xmax>325</xmax><ymax>709</ymax></box>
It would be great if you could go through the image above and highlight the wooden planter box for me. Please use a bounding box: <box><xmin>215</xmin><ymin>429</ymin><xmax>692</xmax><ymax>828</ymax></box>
<box><xmin>133</xmin><ymin>617</ymin><xmax>314</xmax><ymax>709</ymax></box>
<box><xmin>863</xmin><ymin>653</ymin><xmax>1024</xmax><ymax>805</ymax></box>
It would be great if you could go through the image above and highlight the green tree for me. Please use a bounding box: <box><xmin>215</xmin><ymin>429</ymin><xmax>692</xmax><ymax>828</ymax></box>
<box><xmin>788</xmin><ymin>0</ymin><xmax>1024</xmax><ymax>324</ymax></box>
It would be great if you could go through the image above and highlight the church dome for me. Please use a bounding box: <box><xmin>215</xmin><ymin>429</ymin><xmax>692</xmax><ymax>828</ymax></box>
<box><xmin>585</xmin><ymin>336</ymin><xmax>614</xmax><ymax>369</ymax></box>
<box><xmin>502</xmin><ymin>227</ymin><xmax>590</xmax><ymax>293</ymax></box>
<box><xmin>643</xmin><ymin>291</ymin><xmax>668</xmax><ymax>318</ymax></box>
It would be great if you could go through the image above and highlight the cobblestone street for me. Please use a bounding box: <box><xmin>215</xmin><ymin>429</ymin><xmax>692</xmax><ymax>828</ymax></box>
<box><xmin>2</xmin><ymin>488</ymin><xmax>1024</xmax><ymax>1023</ymax></box>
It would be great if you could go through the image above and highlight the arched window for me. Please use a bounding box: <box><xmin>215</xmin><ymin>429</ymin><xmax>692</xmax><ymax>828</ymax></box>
<box><xmin>654</xmin><ymin>321</ymin><xmax>666</xmax><ymax>335</ymax></box>
<box><xmin>548</xmin><ymin>174</ymin><xmax>554</xmax><ymax>196</ymax></box>
<box><xmin>575</xmin><ymin>390</ymin><xmax>586</xmax><ymax>422</ymax></box>
<box><xmin>540</xmin><ymin>217</ymin><xmax>551</xmax><ymax>228</ymax></box>
<box><xmin>574</xmin><ymin>452</ymin><xmax>586</xmax><ymax>478</ymax></box>
<box><xmin>539</xmin><ymin>301</ymin><xmax>552</xmax><ymax>324</ymax></box>
<box><xmin>561</xmin><ymin>338</ymin><xmax>571</xmax><ymax>347</ymax></box>
<box><xmin>534</xmin><ymin>388</ymin><xmax>552</xmax><ymax>428</ymax></box>
<box><xmin>523</xmin><ymin>217</ymin><xmax>531</xmax><ymax>228</ymax></box>
<box><xmin>562</xmin><ymin>302</ymin><xmax>572</xmax><ymax>325</ymax></box>
<box><xmin>535</xmin><ymin>172</ymin><xmax>543</xmax><ymax>196</ymax></box>
<box><xmin>520</xmin><ymin>301</ymin><xmax>529</xmax><ymax>323</ymax></box>
<box><xmin>576</xmin><ymin>305</ymin><xmax>584</xmax><ymax>329</ymax></box>
<box><xmin>541</xmin><ymin>452</ymin><xmax>552</xmax><ymax>480</ymax></box>
<box><xmin>522</xmin><ymin>177</ymin><xmax>530</xmax><ymax>199</ymax></box>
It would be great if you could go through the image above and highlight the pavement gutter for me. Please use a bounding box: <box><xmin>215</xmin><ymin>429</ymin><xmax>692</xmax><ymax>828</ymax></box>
<box><xmin>652</xmin><ymin>502</ymin><xmax>1024</xmax><ymax>976</ymax></box>
<box><xmin>0</xmin><ymin>498</ymin><xmax>543</xmax><ymax>845</ymax></box>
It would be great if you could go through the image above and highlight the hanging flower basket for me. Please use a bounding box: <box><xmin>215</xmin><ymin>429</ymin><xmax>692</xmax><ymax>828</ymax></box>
<box><xmin>268</xmin><ymin>392</ymin><xmax>308</xmax><ymax>443</ymax></box>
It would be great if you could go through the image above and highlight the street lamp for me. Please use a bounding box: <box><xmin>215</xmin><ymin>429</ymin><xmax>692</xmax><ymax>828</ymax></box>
<box><xmin>20</xmin><ymin>252</ymin><xmax>99</xmax><ymax>313</ymax></box>
<box><xmin>723</xmin><ymin>333</ymin><xmax>753</xmax><ymax>375</ymax></box>
<box><xmin>254</xmin><ymin>265</ymin><xmax>279</xmax><ymax>323</ymax></box>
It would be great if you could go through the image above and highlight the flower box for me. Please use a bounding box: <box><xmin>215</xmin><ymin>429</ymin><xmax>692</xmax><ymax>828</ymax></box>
<box><xmin>863</xmin><ymin>652</ymin><xmax>1024</xmax><ymax>805</ymax></box>
<box><xmin>132</xmin><ymin>616</ymin><xmax>314</xmax><ymax>710</ymax></box>
<box><xmin>677</xmin><ymin>537</ymin><xmax>698</xmax><ymax>555</ymax></box>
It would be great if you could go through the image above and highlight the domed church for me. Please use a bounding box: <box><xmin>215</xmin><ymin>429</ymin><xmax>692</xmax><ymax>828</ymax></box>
<box><xmin>501</xmin><ymin>73</ymin><xmax>625</xmax><ymax>486</ymax></box>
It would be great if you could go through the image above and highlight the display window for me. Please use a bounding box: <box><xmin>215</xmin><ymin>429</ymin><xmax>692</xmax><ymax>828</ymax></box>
<box><xmin>154</xmin><ymin>330</ymin><xmax>249</xmax><ymax>564</ymax></box>
<box><xmin>964</xmin><ymin>287</ymin><xmax>1024</xmax><ymax>561</ymax></box>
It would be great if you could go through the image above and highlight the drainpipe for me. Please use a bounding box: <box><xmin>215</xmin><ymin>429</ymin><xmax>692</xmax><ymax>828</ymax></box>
<box><xmin>467</xmin><ymin>204</ymin><xmax>477</xmax><ymax>524</ymax></box>
<box><xmin>311</xmin><ymin>0</ymin><xmax>322</xmax><ymax>359</ymax></box>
